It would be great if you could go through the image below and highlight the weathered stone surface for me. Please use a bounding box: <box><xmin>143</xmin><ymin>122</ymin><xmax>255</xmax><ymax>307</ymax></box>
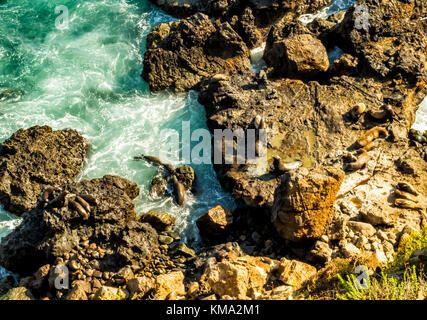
<box><xmin>142</xmin><ymin>13</ymin><xmax>250</xmax><ymax>93</ymax></box>
<box><xmin>174</xmin><ymin>165</ymin><xmax>196</xmax><ymax>191</ymax></box>
<box><xmin>196</xmin><ymin>205</ymin><xmax>233</xmax><ymax>238</ymax></box>
<box><xmin>0</xmin><ymin>175</ymin><xmax>158</xmax><ymax>275</ymax></box>
<box><xmin>271</xmin><ymin>167</ymin><xmax>344</xmax><ymax>242</ymax></box>
<box><xmin>203</xmin><ymin>255</ymin><xmax>276</xmax><ymax>299</ymax></box>
<box><xmin>127</xmin><ymin>276</ymin><xmax>155</xmax><ymax>297</ymax></box>
<box><xmin>138</xmin><ymin>211</ymin><xmax>175</xmax><ymax>232</ymax></box>
<box><xmin>335</xmin><ymin>0</ymin><xmax>427</xmax><ymax>80</ymax></box>
<box><xmin>0</xmin><ymin>125</ymin><xmax>88</xmax><ymax>215</ymax></box>
<box><xmin>264</xmin><ymin>22</ymin><xmax>330</xmax><ymax>78</ymax></box>
<box><xmin>330</xmin><ymin>53</ymin><xmax>359</xmax><ymax>76</ymax></box>
<box><xmin>277</xmin><ymin>258</ymin><xmax>317</xmax><ymax>289</ymax></box>
<box><xmin>154</xmin><ymin>271</ymin><xmax>186</xmax><ymax>300</ymax></box>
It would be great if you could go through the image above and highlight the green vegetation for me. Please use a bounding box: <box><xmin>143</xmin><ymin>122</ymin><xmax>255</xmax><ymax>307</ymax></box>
<box><xmin>336</xmin><ymin>227</ymin><xmax>427</xmax><ymax>300</ymax></box>
<box><xmin>387</xmin><ymin>227</ymin><xmax>427</xmax><ymax>272</ymax></box>
<box><xmin>337</xmin><ymin>266</ymin><xmax>425</xmax><ymax>300</ymax></box>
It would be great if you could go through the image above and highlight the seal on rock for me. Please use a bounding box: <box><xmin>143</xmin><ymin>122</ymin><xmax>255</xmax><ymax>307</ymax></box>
<box><xmin>355</xmin><ymin>127</ymin><xmax>388</xmax><ymax>148</ymax></box>
<box><xmin>172</xmin><ymin>175</ymin><xmax>186</xmax><ymax>206</ymax></box>
<box><xmin>344</xmin><ymin>151</ymin><xmax>370</xmax><ymax>171</ymax></box>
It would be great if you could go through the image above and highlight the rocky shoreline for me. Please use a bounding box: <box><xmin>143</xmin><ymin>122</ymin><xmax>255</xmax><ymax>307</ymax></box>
<box><xmin>1</xmin><ymin>0</ymin><xmax>427</xmax><ymax>300</ymax></box>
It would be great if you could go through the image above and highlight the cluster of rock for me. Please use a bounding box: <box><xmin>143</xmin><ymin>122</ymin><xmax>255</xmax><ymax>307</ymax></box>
<box><xmin>142</xmin><ymin>0</ymin><xmax>427</xmax><ymax>300</ymax></box>
<box><xmin>1</xmin><ymin>0</ymin><xmax>427</xmax><ymax>300</ymax></box>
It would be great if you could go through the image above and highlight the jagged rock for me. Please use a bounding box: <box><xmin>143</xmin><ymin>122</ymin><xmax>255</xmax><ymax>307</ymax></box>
<box><xmin>142</xmin><ymin>13</ymin><xmax>250</xmax><ymax>93</ymax></box>
<box><xmin>0</xmin><ymin>125</ymin><xmax>88</xmax><ymax>215</ymax></box>
<box><xmin>64</xmin><ymin>280</ymin><xmax>91</xmax><ymax>300</ymax></box>
<box><xmin>346</xmin><ymin>221</ymin><xmax>376</xmax><ymax>238</ymax></box>
<box><xmin>138</xmin><ymin>211</ymin><xmax>175</xmax><ymax>232</ymax></box>
<box><xmin>196</xmin><ymin>205</ymin><xmax>233</xmax><ymax>238</ymax></box>
<box><xmin>264</xmin><ymin>24</ymin><xmax>330</xmax><ymax>79</ymax></box>
<box><xmin>277</xmin><ymin>258</ymin><xmax>317</xmax><ymax>289</ymax></box>
<box><xmin>0</xmin><ymin>287</ymin><xmax>34</xmax><ymax>300</ymax></box>
<box><xmin>335</xmin><ymin>0</ymin><xmax>427</xmax><ymax>80</ymax></box>
<box><xmin>149</xmin><ymin>175</ymin><xmax>168</xmax><ymax>198</ymax></box>
<box><xmin>203</xmin><ymin>255</ymin><xmax>276</xmax><ymax>299</ymax></box>
<box><xmin>330</xmin><ymin>53</ymin><xmax>359</xmax><ymax>76</ymax></box>
<box><xmin>308</xmin><ymin>240</ymin><xmax>333</xmax><ymax>264</ymax></box>
<box><xmin>174</xmin><ymin>165</ymin><xmax>196</xmax><ymax>191</ymax></box>
<box><xmin>0</xmin><ymin>176</ymin><xmax>158</xmax><ymax>275</ymax></box>
<box><xmin>271</xmin><ymin>167</ymin><xmax>344</xmax><ymax>242</ymax></box>
<box><xmin>168</xmin><ymin>242</ymin><xmax>196</xmax><ymax>258</ymax></box>
<box><xmin>127</xmin><ymin>276</ymin><xmax>155</xmax><ymax>297</ymax></box>
<box><xmin>153</xmin><ymin>271</ymin><xmax>186</xmax><ymax>300</ymax></box>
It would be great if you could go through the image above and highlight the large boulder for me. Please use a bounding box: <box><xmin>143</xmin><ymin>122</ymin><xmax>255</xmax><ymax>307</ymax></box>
<box><xmin>0</xmin><ymin>175</ymin><xmax>158</xmax><ymax>275</ymax></box>
<box><xmin>142</xmin><ymin>13</ymin><xmax>250</xmax><ymax>93</ymax></box>
<box><xmin>0</xmin><ymin>125</ymin><xmax>88</xmax><ymax>215</ymax></box>
<box><xmin>203</xmin><ymin>255</ymin><xmax>276</xmax><ymax>299</ymax></box>
<box><xmin>264</xmin><ymin>22</ymin><xmax>329</xmax><ymax>78</ymax></box>
<box><xmin>196</xmin><ymin>205</ymin><xmax>233</xmax><ymax>239</ymax></box>
<box><xmin>271</xmin><ymin>167</ymin><xmax>344</xmax><ymax>242</ymax></box>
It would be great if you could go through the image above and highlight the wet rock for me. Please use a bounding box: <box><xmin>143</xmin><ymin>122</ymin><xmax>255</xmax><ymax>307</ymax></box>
<box><xmin>174</xmin><ymin>165</ymin><xmax>196</xmax><ymax>191</ymax></box>
<box><xmin>0</xmin><ymin>287</ymin><xmax>34</xmax><ymax>300</ymax></box>
<box><xmin>0</xmin><ymin>176</ymin><xmax>158</xmax><ymax>275</ymax></box>
<box><xmin>149</xmin><ymin>175</ymin><xmax>168</xmax><ymax>198</ymax></box>
<box><xmin>196</xmin><ymin>205</ymin><xmax>233</xmax><ymax>239</ymax></box>
<box><xmin>142</xmin><ymin>13</ymin><xmax>250</xmax><ymax>93</ymax></box>
<box><xmin>138</xmin><ymin>211</ymin><xmax>175</xmax><ymax>232</ymax></box>
<box><xmin>277</xmin><ymin>258</ymin><xmax>317</xmax><ymax>289</ymax></box>
<box><xmin>271</xmin><ymin>167</ymin><xmax>344</xmax><ymax>242</ymax></box>
<box><xmin>153</xmin><ymin>271</ymin><xmax>186</xmax><ymax>300</ymax></box>
<box><xmin>264</xmin><ymin>21</ymin><xmax>329</xmax><ymax>79</ymax></box>
<box><xmin>0</xmin><ymin>125</ymin><xmax>88</xmax><ymax>215</ymax></box>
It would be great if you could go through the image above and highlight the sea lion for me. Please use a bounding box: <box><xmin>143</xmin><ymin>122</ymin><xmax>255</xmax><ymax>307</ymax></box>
<box><xmin>48</xmin><ymin>190</ymin><xmax>69</xmax><ymax>207</ymax></box>
<box><xmin>172</xmin><ymin>175</ymin><xmax>185</xmax><ymax>206</ymax></box>
<box><xmin>368</xmin><ymin>104</ymin><xmax>393</xmax><ymax>121</ymax></box>
<box><xmin>394</xmin><ymin>199</ymin><xmax>425</xmax><ymax>211</ymax></box>
<box><xmin>78</xmin><ymin>194</ymin><xmax>98</xmax><ymax>206</ymax></box>
<box><xmin>344</xmin><ymin>151</ymin><xmax>370</xmax><ymax>171</ymax></box>
<box><xmin>356</xmin><ymin>127</ymin><xmax>388</xmax><ymax>148</ymax></box>
<box><xmin>394</xmin><ymin>189</ymin><xmax>419</xmax><ymax>203</ymax></box>
<box><xmin>76</xmin><ymin>195</ymin><xmax>91</xmax><ymax>213</ymax></box>
<box><xmin>397</xmin><ymin>182</ymin><xmax>418</xmax><ymax>196</ymax></box>
<box><xmin>135</xmin><ymin>155</ymin><xmax>175</xmax><ymax>173</ymax></box>
<box><xmin>361</xmin><ymin>140</ymin><xmax>378</xmax><ymax>152</ymax></box>
<box><xmin>273</xmin><ymin>156</ymin><xmax>302</xmax><ymax>172</ymax></box>
<box><xmin>350</xmin><ymin>103</ymin><xmax>366</xmax><ymax>120</ymax></box>
<box><xmin>69</xmin><ymin>199</ymin><xmax>89</xmax><ymax>220</ymax></box>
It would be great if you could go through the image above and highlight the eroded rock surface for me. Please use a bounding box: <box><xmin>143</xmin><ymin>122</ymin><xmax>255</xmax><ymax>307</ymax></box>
<box><xmin>0</xmin><ymin>125</ymin><xmax>88</xmax><ymax>215</ymax></box>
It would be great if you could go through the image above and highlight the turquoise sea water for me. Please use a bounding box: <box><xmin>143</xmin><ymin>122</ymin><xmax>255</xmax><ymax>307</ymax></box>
<box><xmin>0</xmin><ymin>0</ymin><xmax>425</xmax><ymax>278</ymax></box>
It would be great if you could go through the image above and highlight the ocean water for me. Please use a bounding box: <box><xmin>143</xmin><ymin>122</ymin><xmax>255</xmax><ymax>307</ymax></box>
<box><xmin>0</xmin><ymin>0</ymin><xmax>426</xmax><ymax>278</ymax></box>
<box><xmin>0</xmin><ymin>0</ymin><xmax>237</xmax><ymax>260</ymax></box>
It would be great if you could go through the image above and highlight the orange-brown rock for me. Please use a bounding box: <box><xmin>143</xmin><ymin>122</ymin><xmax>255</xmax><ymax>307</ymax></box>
<box><xmin>271</xmin><ymin>167</ymin><xmax>344</xmax><ymax>242</ymax></box>
<box><xmin>196</xmin><ymin>205</ymin><xmax>233</xmax><ymax>238</ymax></box>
